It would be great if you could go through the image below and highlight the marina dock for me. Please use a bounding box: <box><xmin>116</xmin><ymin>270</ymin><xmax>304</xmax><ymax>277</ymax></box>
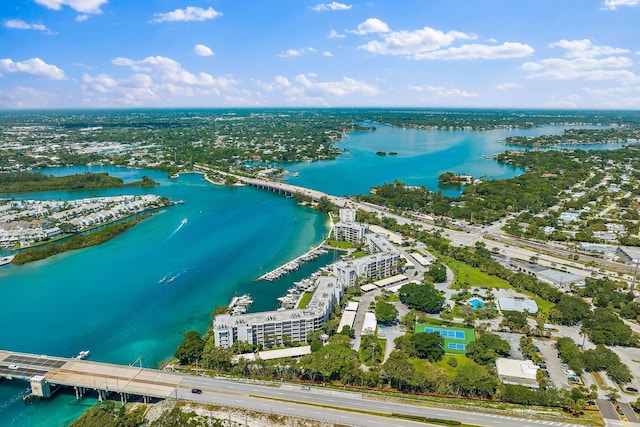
<box><xmin>257</xmin><ymin>247</ymin><xmax>329</xmax><ymax>281</ymax></box>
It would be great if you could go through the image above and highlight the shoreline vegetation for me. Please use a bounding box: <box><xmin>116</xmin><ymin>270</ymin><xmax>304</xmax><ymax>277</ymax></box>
<box><xmin>0</xmin><ymin>171</ymin><xmax>158</xmax><ymax>194</ymax></box>
<box><xmin>11</xmin><ymin>213</ymin><xmax>153</xmax><ymax>265</ymax></box>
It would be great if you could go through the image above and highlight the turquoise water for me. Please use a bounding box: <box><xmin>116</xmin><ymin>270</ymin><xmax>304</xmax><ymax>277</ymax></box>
<box><xmin>468</xmin><ymin>299</ymin><xmax>485</xmax><ymax>310</ymax></box>
<box><xmin>0</xmin><ymin>122</ymin><xmax>629</xmax><ymax>425</ymax></box>
<box><xmin>0</xmin><ymin>168</ymin><xmax>330</xmax><ymax>426</ymax></box>
<box><xmin>282</xmin><ymin>124</ymin><xmax>625</xmax><ymax>196</ymax></box>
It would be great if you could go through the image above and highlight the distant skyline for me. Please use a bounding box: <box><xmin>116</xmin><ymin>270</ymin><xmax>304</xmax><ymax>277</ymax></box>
<box><xmin>1</xmin><ymin>0</ymin><xmax>640</xmax><ymax>109</ymax></box>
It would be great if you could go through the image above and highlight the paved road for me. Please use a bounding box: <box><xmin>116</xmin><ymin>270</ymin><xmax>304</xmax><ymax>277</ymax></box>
<box><xmin>175</xmin><ymin>376</ymin><xmax>585</xmax><ymax>427</ymax></box>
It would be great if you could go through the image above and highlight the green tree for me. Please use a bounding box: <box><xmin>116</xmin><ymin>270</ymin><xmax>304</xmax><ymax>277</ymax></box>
<box><xmin>466</xmin><ymin>333</ymin><xmax>510</xmax><ymax>365</ymax></box>
<box><xmin>398</xmin><ymin>282</ymin><xmax>445</xmax><ymax>313</ymax></box>
<box><xmin>410</xmin><ymin>332</ymin><xmax>444</xmax><ymax>362</ymax></box>
<box><xmin>382</xmin><ymin>350</ymin><xmax>416</xmax><ymax>391</ymax></box>
<box><xmin>315</xmin><ymin>196</ymin><xmax>334</xmax><ymax>213</ymax></box>
<box><xmin>174</xmin><ymin>331</ymin><xmax>204</xmax><ymax>365</ymax></box>
<box><xmin>375</xmin><ymin>301</ymin><xmax>398</xmax><ymax>325</ymax></box>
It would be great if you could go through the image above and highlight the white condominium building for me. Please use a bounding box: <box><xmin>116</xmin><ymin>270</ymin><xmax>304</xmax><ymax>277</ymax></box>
<box><xmin>213</xmin><ymin>276</ymin><xmax>343</xmax><ymax>348</ymax></box>
<box><xmin>333</xmin><ymin>208</ymin><xmax>368</xmax><ymax>244</ymax></box>
<box><xmin>332</xmin><ymin>233</ymin><xmax>400</xmax><ymax>287</ymax></box>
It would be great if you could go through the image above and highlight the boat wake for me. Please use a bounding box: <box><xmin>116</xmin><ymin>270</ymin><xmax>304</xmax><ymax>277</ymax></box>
<box><xmin>167</xmin><ymin>218</ymin><xmax>188</xmax><ymax>240</ymax></box>
<box><xmin>159</xmin><ymin>267</ymin><xmax>189</xmax><ymax>284</ymax></box>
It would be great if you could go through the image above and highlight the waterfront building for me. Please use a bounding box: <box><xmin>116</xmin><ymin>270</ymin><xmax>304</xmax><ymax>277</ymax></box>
<box><xmin>333</xmin><ymin>208</ymin><xmax>368</xmax><ymax>244</ymax></box>
<box><xmin>332</xmin><ymin>233</ymin><xmax>400</xmax><ymax>287</ymax></box>
<box><xmin>212</xmin><ymin>276</ymin><xmax>343</xmax><ymax>348</ymax></box>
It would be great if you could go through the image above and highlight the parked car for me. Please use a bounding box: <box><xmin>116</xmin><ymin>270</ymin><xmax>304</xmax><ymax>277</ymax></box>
<box><xmin>538</xmin><ymin>362</ymin><xmax>547</xmax><ymax>369</ymax></box>
<box><xmin>191</xmin><ymin>388</ymin><xmax>202</xmax><ymax>394</ymax></box>
<box><xmin>568</xmin><ymin>377</ymin><xmax>580</xmax><ymax>383</ymax></box>
<box><xmin>534</xmin><ymin>346</ymin><xmax>540</xmax><ymax>352</ymax></box>
<box><xmin>565</xmin><ymin>369</ymin><xmax>576</xmax><ymax>376</ymax></box>
<box><xmin>626</xmin><ymin>387</ymin><xmax>639</xmax><ymax>393</ymax></box>
<box><xmin>8</xmin><ymin>364</ymin><xmax>19</xmax><ymax>370</ymax></box>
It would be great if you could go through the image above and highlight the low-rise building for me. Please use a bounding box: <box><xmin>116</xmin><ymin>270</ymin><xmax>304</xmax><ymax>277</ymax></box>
<box><xmin>537</xmin><ymin>269</ymin><xmax>585</xmax><ymax>290</ymax></box>
<box><xmin>497</xmin><ymin>296</ymin><xmax>538</xmax><ymax>314</ymax></box>
<box><xmin>496</xmin><ymin>358</ymin><xmax>540</xmax><ymax>388</ymax></box>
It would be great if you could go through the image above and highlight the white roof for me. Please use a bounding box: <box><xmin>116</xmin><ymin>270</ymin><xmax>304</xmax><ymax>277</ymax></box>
<box><xmin>373</xmin><ymin>274</ymin><xmax>407</xmax><ymax>288</ymax></box>
<box><xmin>233</xmin><ymin>346</ymin><xmax>311</xmax><ymax>362</ymax></box>
<box><xmin>361</xmin><ymin>312</ymin><xmax>377</xmax><ymax>335</ymax></box>
<box><xmin>360</xmin><ymin>284</ymin><xmax>377</xmax><ymax>292</ymax></box>
<box><xmin>496</xmin><ymin>358</ymin><xmax>539</xmax><ymax>381</ymax></box>
<box><xmin>497</xmin><ymin>297</ymin><xmax>538</xmax><ymax>314</ymax></box>
<box><xmin>345</xmin><ymin>301</ymin><xmax>359</xmax><ymax>311</ymax></box>
<box><xmin>338</xmin><ymin>310</ymin><xmax>357</xmax><ymax>332</ymax></box>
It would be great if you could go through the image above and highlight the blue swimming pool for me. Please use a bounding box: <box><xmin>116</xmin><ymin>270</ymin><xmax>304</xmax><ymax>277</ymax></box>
<box><xmin>469</xmin><ymin>298</ymin><xmax>485</xmax><ymax>310</ymax></box>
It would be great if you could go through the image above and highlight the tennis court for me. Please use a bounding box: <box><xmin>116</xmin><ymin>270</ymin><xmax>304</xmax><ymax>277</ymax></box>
<box><xmin>416</xmin><ymin>323</ymin><xmax>476</xmax><ymax>354</ymax></box>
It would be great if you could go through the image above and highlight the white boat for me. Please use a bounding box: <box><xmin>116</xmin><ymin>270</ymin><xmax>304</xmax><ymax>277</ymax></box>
<box><xmin>0</xmin><ymin>255</ymin><xmax>14</xmax><ymax>266</ymax></box>
<box><xmin>76</xmin><ymin>350</ymin><xmax>90</xmax><ymax>360</ymax></box>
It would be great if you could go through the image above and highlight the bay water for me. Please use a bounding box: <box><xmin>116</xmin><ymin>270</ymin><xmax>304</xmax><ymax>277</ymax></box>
<box><xmin>0</xmin><ymin>122</ymin><xmax>627</xmax><ymax>426</ymax></box>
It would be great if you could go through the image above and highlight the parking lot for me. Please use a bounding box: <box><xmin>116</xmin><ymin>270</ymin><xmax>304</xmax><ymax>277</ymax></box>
<box><xmin>534</xmin><ymin>338</ymin><xmax>571</xmax><ymax>390</ymax></box>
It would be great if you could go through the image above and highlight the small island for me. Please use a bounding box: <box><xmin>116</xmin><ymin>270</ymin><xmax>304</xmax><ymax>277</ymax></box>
<box><xmin>0</xmin><ymin>172</ymin><xmax>157</xmax><ymax>194</ymax></box>
<box><xmin>11</xmin><ymin>214</ymin><xmax>152</xmax><ymax>265</ymax></box>
<box><xmin>376</xmin><ymin>151</ymin><xmax>387</xmax><ymax>156</ymax></box>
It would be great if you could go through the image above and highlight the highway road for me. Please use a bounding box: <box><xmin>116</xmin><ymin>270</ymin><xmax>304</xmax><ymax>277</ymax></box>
<box><xmin>174</xmin><ymin>375</ymin><xmax>583</xmax><ymax>427</ymax></box>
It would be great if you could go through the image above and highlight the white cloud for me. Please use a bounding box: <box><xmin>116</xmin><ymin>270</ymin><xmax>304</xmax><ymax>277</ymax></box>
<box><xmin>602</xmin><ymin>0</ymin><xmax>639</xmax><ymax>10</ymax></box>
<box><xmin>3</xmin><ymin>19</ymin><xmax>51</xmax><ymax>33</ymax></box>
<box><xmin>408</xmin><ymin>85</ymin><xmax>477</xmax><ymax>98</ymax></box>
<box><xmin>278</xmin><ymin>47</ymin><xmax>317</xmax><ymax>58</ymax></box>
<box><xmin>0</xmin><ymin>57</ymin><xmax>65</xmax><ymax>80</ymax></box>
<box><xmin>350</xmin><ymin>18</ymin><xmax>390</xmax><ymax>35</ymax></box>
<box><xmin>354</xmin><ymin>21</ymin><xmax>532</xmax><ymax>61</ymax></box>
<box><xmin>328</xmin><ymin>29</ymin><xmax>345</xmax><ymax>39</ymax></box>
<box><xmin>112</xmin><ymin>55</ymin><xmax>235</xmax><ymax>89</ymax></box>
<box><xmin>497</xmin><ymin>83</ymin><xmax>521</xmax><ymax>90</ymax></box>
<box><xmin>414</xmin><ymin>42</ymin><xmax>534</xmax><ymax>60</ymax></box>
<box><xmin>152</xmin><ymin>6</ymin><xmax>222</xmax><ymax>23</ymax></box>
<box><xmin>311</xmin><ymin>2</ymin><xmax>352</xmax><ymax>11</ymax></box>
<box><xmin>82</xmin><ymin>56</ymin><xmax>238</xmax><ymax>106</ymax></box>
<box><xmin>256</xmin><ymin>74</ymin><xmax>379</xmax><ymax>104</ymax></box>
<box><xmin>522</xmin><ymin>39</ymin><xmax>636</xmax><ymax>81</ymax></box>
<box><xmin>194</xmin><ymin>44</ymin><xmax>214</xmax><ymax>57</ymax></box>
<box><xmin>75</xmin><ymin>14</ymin><xmax>89</xmax><ymax>22</ymax></box>
<box><xmin>358</xmin><ymin>25</ymin><xmax>476</xmax><ymax>56</ymax></box>
<box><xmin>550</xmin><ymin>39</ymin><xmax>629</xmax><ymax>58</ymax></box>
<box><xmin>295</xmin><ymin>74</ymin><xmax>379</xmax><ymax>97</ymax></box>
<box><xmin>323</xmin><ymin>51</ymin><xmax>333</xmax><ymax>57</ymax></box>
<box><xmin>34</xmin><ymin>0</ymin><xmax>107</xmax><ymax>14</ymax></box>
<box><xmin>0</xmin><ymin>86</ymin><xmax>59</xmax><ymax>108</ymax></box>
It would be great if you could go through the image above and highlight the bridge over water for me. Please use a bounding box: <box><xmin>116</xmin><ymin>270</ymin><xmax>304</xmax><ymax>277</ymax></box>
<box><xmin>0</xmin><ymin>350</ymin><xmax>185</xmax><ymax>403</ymax></box>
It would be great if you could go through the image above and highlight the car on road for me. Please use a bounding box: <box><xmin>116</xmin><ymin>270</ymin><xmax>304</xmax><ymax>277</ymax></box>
<box><xmin>191</xmin><ymin>388</ymin><xmax>202</xmax><ymax>394</ymax></box>
<box><xmin>626</xmin><ymin>387</ymin><xmax>639</xmax><ymax>393</ymax></box>
<box><xmin>8</xmin><ymin>364</ymin><xmax>18</xmax><ymax>370</ymax></box>
<box><xmin>300</xmin><ymin>385</ymin><xmax>310</xmax><ymax>390</ymax></box>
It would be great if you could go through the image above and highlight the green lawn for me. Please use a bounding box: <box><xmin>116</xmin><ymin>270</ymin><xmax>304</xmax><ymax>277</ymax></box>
<box><xmin>297</xmin><ymin>292</ymin><xmax>313</xmax><ymax>309</ymax></box>
<box><xmin>326</xmin><ymin>240</ymin><xmax>355</xmax><ymax>249</ymax></box>
<box><xmin>445</xmin><ymin>257</ymin><xmax>511</xmax><ymax>289</ymax></box>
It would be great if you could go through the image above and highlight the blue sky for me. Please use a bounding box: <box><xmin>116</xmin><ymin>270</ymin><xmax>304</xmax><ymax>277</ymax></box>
<box><xmin>1</xmin><ymin>0</ymin><xmax>639</xmax><ymax>109</ymax></box>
